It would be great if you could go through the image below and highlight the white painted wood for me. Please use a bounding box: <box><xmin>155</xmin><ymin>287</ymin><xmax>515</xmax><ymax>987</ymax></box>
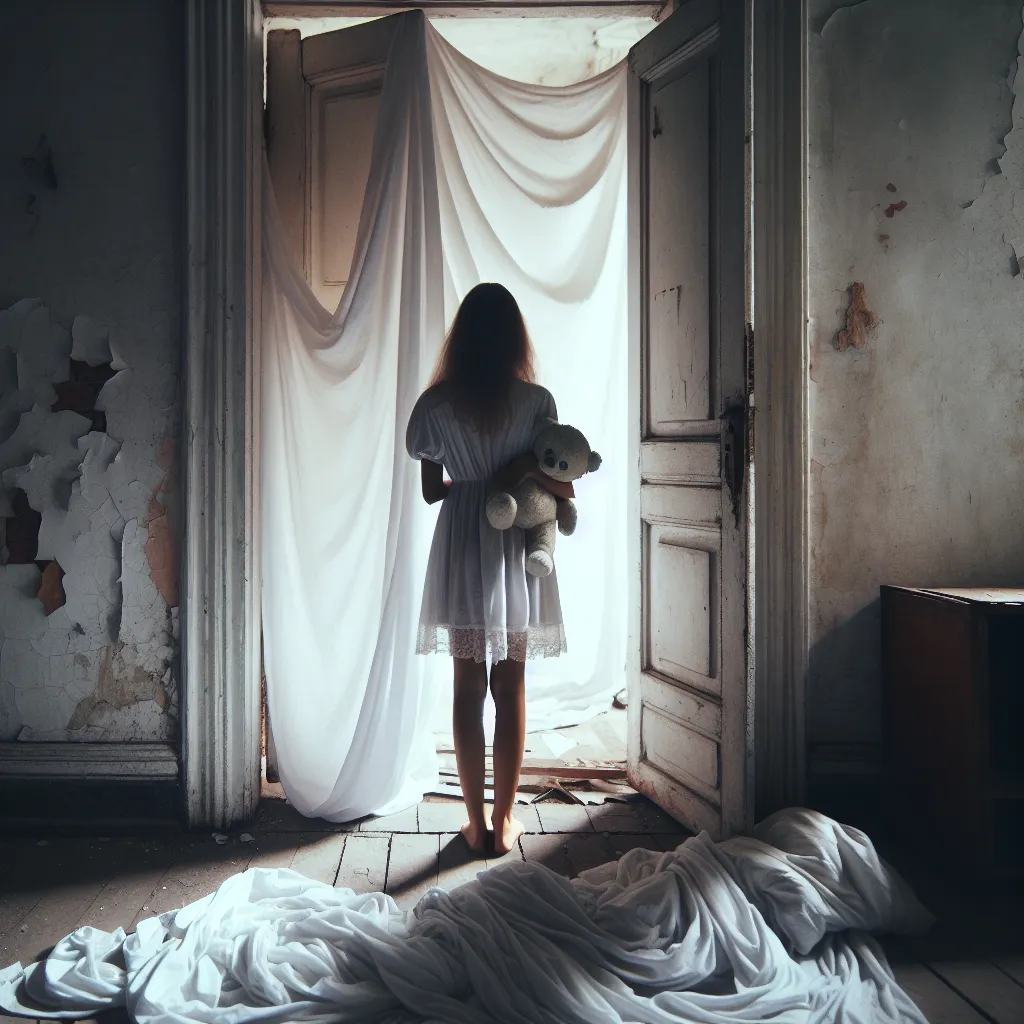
<box><xmin>312</xmin><ymin>86</ymin><xmax>381</xmax><ymax>308</ymax></box>
<box><xmin>641</xmin><ymin>440</ymin><xmax>720</xmax><ymax>486</ymax></box>
<box><xmin>0</xmin><ymin>742</ymin><xmax>178</xmax><ymax>780</ymax></box>
<box><xmin>267</xmin><ymin>15</ymin><xmax>400</xmax><ymax>311</ymax></box>
<box><xmin>646</xmin><ymin>58</ymin><xmax>710</xmax><ymax>433</ymax></box>
<box><xmin>266</xmin><ymin>29</ymin><xmax>308</xmax><ymax>273</ymax></box>
<box><xmin>649</xmin><ymin>538</ymin><xmax>713</xmax><ymax>681</ymax></box>
<box><xmin>752</xmin><ymin>0</ymin><xmax>808</xmax><ymax>815</ymax></box>
<box><xmin>182</xmin><ymin>0</ymin><xmax>264</xmax><ymax>829</ymax></box>
<box><xmin>626</xmin><ymin>0</ymin><xmax>752</xmax><ymax>841</ymax></box>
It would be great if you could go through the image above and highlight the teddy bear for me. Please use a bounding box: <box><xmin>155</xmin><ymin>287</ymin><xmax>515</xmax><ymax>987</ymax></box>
<box><xmin>486</xmin><ymin>418</ymin><xmax>602</xmax><ymax>577</ymax></box>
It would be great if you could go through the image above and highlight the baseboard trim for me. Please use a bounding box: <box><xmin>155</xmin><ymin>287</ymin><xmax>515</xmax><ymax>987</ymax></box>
<box><xmin>0</xmin><ymin>742</ymin><xmax>179</xmax><ymax>780</ymax></box>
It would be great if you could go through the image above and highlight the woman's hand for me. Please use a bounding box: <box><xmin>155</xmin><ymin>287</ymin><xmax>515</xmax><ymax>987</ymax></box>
<box><xmin>492</xmin><ymin>454</ymin><xmax>538</xmax><ymax>495</ymax></box>
<box><xmin>493</xmin><ymin>454</ymin><xmax>575</xmax><ymax>501</ymax></box>
<box><xmin>421</xmin><ymin>460</ymin><xmax>450</xmax><ymax>505</ymax></box>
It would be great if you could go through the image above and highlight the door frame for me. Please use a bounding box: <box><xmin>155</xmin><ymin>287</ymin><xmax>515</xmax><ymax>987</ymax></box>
<box><xmin>180</xmin><ymin>0</ymin><xmax>807</xmax><ymax>828</ymax></box>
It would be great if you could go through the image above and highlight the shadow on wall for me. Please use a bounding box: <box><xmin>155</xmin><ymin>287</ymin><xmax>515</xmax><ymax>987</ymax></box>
<box><xmin>807</xmin><ymin>599</ymin><xmax>882</xmax><ymax>747</ymax></box>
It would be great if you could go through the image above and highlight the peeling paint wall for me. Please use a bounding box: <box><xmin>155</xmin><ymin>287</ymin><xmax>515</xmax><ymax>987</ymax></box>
<box><xmin>0</xmin><ymin>2</ymin><xmax>183</xmax><ymax>742</ymax></box>
<box><xmin>808</xmin><ymin>0</ymin><xmax>1024</xmax><ymax>764</ymax></box>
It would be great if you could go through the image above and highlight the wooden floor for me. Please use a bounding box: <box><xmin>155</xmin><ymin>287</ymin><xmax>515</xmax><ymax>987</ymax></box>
<box><xmin>2</xmin><ymin>793</ymin><xmax>1023</xmax><ymax>1023</ymax></box>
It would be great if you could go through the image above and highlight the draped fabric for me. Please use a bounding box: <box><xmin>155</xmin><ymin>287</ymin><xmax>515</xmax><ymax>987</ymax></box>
<box><xmin>425</xmin><ymin>29</ymin><xmax>629</xmax><ymax>735</ymax></box>
<box><xmin>0</xmin><ymin>810</ymin><xmax>934</xmax><ymax>1022</ymax></box>
<box><xmin>261</xmin><ymin>13</ymin><xmax>629</xmax><ymax>821</ymax></box>
<box><xmin>260</xmin><ymin>16</ymin><xmax>442</xmax><ymax>821</ymax></box>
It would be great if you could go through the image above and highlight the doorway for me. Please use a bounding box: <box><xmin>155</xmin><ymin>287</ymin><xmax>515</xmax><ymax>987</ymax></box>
<box><xmin>260</xmin><ymin>10</ymin><xmax>657</xmax><ymax>810</ymax></box>
<box><xmin>179</xmin><ymin>0</ymin><xmax>808</xmax><ymax>833</ymax></box>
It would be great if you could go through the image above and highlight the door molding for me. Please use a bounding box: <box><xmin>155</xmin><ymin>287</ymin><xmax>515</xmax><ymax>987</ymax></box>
<box><xmin>181</xmin><ymin>0</ymin><xmax>265</xmax><ymax>828</ymax></box>
<box><xmin>751</xmin><ymin>0</ymin><xmax>808</xmax><ymax>817</ymax></box>
<box><xmin>182</xmin><ymin>0</ymin><xmax>809</xmax><ymax>827</ymax></box>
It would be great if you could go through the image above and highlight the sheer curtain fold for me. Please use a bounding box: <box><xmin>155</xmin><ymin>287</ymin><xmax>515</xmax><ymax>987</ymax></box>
<box><xmin>261</xmin><ymin>17</ymin><xmax>629</xmax><ymax>820</ymax></box>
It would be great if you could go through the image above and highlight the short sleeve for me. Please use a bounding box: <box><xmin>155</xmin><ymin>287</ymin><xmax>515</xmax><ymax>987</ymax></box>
<box><xmin>537</xmin><ymin>386</ymin><xmax>557</xmax><ymax>424</ymax></box>
<box><xmin>406</xmin><ymin>391</ymin><xmax>445</xmax><ymax>463</ymax></box>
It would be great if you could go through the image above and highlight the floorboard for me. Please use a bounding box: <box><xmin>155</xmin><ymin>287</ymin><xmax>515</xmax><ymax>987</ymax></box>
<box><xmin>74</xmin><ymin>839</ymin><xmax>178</xmax><ymax>936</ymax></box>
<box><xmin>564</xmin><ymin>833</ymin><xmax>617</xmax><ymax>877</ymax></box>
<box><xmin>0</xmin><ymin>839</ymin><xmax>119</xmax><ymax>968</ymax></box>
<box><xmin>892</xmin><ymin>965</ymin><xmax>989</xmax><ymax>1023</ymax></box>
<box><xmin>519</xmin><ymin>832</ymin><xmax>571</xmax><ymax>876</ymax></box>
<box><xmin>361</xmin><ymin>804</ymin><xmax>419</xmax><ymax>834</ymax></box>
<box><xmin>386</xmin><ymin>833</ymin><xmax>440</xmax><ymax>911</ymax></box>
<box><xmin>533</xmin><ymin>802</ymin><xmax>594</xmax><ymax>834</ymax></box>
<box><xmin>129</xmin><ymin>837</ymin><xmax>252</xmax><ymax>930</ymax></box>
<box><xmin>436</xmin><ymin>834</ymin><xmax>488</xmax><ymax>891</ymax></box>
<box><xmin>245</xmin><ymin>832</ymin><xmax>304</xmax><ymax>871</ymax></box>
<box><xmin>929</xmin><ymin>960</ymin><xmax>1024</xmax><ymax>1022</ymax></box>
<box><xmin>585</xmin><ymin>802</ymin><xmax>656</xmax><ymax>834</ymax></box>
<box><xmin>290</xmin><ymin>833</ymin><xmax>348</xmax><ymax>886</ymax></box>
<box><xmin>335</xmin><ymin>834</ymin><xmax>390</xmax><ymax>894</ymax></box>
<box><xmin>992</xmin><ymin>955</ymin><xmax>1024</xmax><ymax>987</ymax></box>
<box><xmin>1</xmin><ymin>791</ymin><xmax>1018</xmax><ymax>1024</ymax></box>
<box><xmin>417</xmin><ymin>799</ymin><xmax>471</xmax><ymax>834</ymax></box>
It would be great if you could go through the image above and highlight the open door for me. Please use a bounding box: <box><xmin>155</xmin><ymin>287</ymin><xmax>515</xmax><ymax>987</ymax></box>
<box><xmin>626</xmin><ymin>0</ymin><xmax>753</xmax><ymax>840</ymax></box>
<box><xmin>263</xmin><ymin>13</ymin><xmax>416</xmax><ymax>782</ymax></box>
<box><xmin>266</xmin><ymin>14</ymin><xmax>416</xmax><ymax>308</ymax></box>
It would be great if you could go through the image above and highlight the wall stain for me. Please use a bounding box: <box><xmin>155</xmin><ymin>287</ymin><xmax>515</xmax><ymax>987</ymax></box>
<box><xmin>36</xmin><ymin>560</ymin><xmax>65</xmax><ymax>615</ymax></box>
<box><xmin>67</xmin><ymin>643</ymin><xmax>169</xmax><ymax>732</ymax></box>
<box><xmin>834</xmin><ymin>282</ymin><xmax>881</xmax><ymax>351</ymax></box>
<box><xmin>884</xmin><ymin>200</ymin><xmax>908</xmax><ymax>218</ymax></box>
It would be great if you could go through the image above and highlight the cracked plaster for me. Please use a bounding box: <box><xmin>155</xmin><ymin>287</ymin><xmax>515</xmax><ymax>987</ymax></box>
<box><xmin>0</xmin><ymin>301</ymin><xmax>179</xmax><ymax>742</ymax></box>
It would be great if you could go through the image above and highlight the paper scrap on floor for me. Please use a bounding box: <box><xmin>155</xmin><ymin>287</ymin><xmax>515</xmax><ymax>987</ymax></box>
<box><xmin>0</xmin><ymin>809</ymin><xmax>934</xmax><ymax>1023</ymax></box>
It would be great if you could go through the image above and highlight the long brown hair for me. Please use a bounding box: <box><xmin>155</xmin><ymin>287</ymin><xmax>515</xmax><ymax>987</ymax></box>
<box><xmin>430</xmin><ymin>283</ymin><xmax>536</xmax><ymax>433</ymax></box>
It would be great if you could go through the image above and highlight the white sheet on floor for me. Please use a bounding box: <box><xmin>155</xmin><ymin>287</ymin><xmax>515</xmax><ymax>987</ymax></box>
<box><xmin>0</xmin><ymin>810</ymin><xmax>933</xmax><ymax>1023</ymax></box>
<box><xmin>261</xmin><ymin>12</ymin><xmax>629</xmax><ymax>822</ymax></box>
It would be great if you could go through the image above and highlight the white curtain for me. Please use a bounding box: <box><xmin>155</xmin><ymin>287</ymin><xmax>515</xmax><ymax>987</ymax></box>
<box><xmin>261</xmin><ymin>14</ymin><xmax>628</xmax><ymax>821</ymax></box>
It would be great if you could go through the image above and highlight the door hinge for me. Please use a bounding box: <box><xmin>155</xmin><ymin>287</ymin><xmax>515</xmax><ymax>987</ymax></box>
<box><xmin>721</xmin><ymin>403</ymin><xmax>746</xmax><ymax>528</ymax></box>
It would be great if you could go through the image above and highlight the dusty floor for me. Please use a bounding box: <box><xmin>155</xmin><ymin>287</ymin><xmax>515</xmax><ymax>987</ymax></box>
<box><xmin>2</xmin><ymin>754</ymin><xmax>1023</xmax><ymax>1022</ymax></box>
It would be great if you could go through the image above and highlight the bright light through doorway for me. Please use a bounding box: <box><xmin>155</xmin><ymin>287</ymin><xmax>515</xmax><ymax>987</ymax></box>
<box><xmin>264</xmin><ymin>15</ymin><xmax>658</xmax><ymax>88</ymax></box>
<box><xmin>261</xmin><ymin>10</ymin><xmax>654</xmax><ymax>800</ymax></box>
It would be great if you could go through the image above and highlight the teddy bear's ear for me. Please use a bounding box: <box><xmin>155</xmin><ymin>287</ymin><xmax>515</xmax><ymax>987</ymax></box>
<box><xmin>588</xmin><ymin>451</ymin><xmax>603</xmax><ymax>473</ymax></box>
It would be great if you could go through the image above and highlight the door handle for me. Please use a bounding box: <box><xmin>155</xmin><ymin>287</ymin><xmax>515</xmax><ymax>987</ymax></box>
<box><xmin>721</xmin><ymin>403</ymin><xmax>746</xmax><ymax>527</ymax></box>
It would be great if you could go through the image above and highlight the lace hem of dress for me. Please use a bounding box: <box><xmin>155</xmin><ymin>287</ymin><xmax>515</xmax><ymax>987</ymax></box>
<box><xmin>416</xmin><ymin>623</ymin><xmax>567</xmax><ymax>663</ymax></box>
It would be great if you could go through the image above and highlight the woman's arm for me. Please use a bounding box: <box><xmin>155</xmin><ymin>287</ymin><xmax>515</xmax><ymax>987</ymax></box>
<box><xmin>421</xmin><ymin>460</ymin><xmax>450</xmax><ymax>505</ymax></box>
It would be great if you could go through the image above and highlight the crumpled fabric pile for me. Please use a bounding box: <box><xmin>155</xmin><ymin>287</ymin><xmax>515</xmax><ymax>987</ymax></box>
<box><xmin>0</xmin><ymin>808</ymin><xmax>933</xmax><ymax>1023</ymax></box>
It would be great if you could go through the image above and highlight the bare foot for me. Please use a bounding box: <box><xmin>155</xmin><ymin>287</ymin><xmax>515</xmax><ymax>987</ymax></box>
<box><xmin>492</xmin><ymin>814</ymin><xmax>526</xmax><ymax>856</ymax></box>
<box><xmin>460</xmin><ymin>820</ymin><xmax>488</xmax><ymax>856</ymax></box>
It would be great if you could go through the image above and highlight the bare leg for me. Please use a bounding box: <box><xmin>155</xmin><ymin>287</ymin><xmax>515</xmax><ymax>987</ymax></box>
<box><xmin>490</xmin><ymin>658</ymin><xmax>527</xmax><ymax>855</ymax></box>
<box><xmin>452</xmin><ymin>657</ymin><xmax>488</xmax><ymax>855</ymax></box>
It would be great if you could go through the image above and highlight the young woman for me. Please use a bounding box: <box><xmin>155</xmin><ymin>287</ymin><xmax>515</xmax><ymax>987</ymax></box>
<box><xmin>406</xmin><ymin>283</ymin><xmax>573</xmax><ymax>857</ymax></box>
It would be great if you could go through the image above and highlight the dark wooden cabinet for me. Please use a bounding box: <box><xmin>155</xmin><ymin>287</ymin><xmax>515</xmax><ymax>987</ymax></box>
<box><xmin>881</xmin><ymin>586</ymin><xmax>1024</xmax><ymax>869</ymax></box>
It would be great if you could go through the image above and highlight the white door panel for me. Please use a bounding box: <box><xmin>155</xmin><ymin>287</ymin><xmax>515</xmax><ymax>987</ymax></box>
<box><xmin>627</xmin><ymin>0</ymin><xmax>752</xmax><ymax>840</ymax></box>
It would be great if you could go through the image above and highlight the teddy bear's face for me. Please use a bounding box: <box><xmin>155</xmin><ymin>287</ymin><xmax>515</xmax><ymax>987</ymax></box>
<box><xmin>533</xmin><ymin>420</ymin><xmax>602</xmax><ymax>483</ymax></box>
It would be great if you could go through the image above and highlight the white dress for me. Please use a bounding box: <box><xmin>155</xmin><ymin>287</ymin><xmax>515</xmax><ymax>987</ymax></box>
<box><xmin>407</xmin><ymin>379</ymin><xmax>567</xmax><ymax>663</ymax></box>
